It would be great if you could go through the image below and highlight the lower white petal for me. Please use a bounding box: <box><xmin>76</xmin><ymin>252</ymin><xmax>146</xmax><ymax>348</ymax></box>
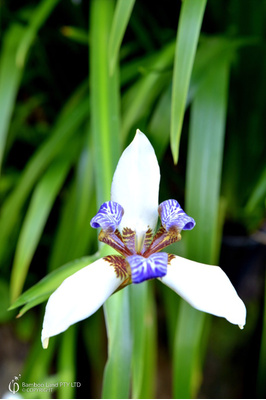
<box><xmin>160</xmin><ymin>255</ymin><xmax>246</xmax><ymax>327</ymax></box>
<box><xmin>41</xmin><ymin>258</ymin><xmax>124</xmax><ymax>348</ymax></box>
<box><xmin>111</xmin><ymin>129</ymin><xmax>160</xmax><ymax>240</ymax></box>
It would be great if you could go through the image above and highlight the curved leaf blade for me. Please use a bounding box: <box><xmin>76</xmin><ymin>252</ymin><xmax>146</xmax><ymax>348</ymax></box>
<box><xmin>0</xmin><ymin>94</ymin><xmax>89</xmax><ymax>267</ymax></box>
<box><xmin>173</xmin><ymin>55</ymin><xmax>231</xmax><ymax>398</ymax></box>
<box><xmin>10</xmin><ymin>156</ymin><xmax>73</xmax><ymax>302</ymax></box>
<box><xmin>109</xmin><ymin>0</ymin><xmax>136</xmax><ymax>75</ymax></box>
<box><xmin>170</xmin><ymin>0</ymin><xmax>207</xmax><ymax>164</ymax></box>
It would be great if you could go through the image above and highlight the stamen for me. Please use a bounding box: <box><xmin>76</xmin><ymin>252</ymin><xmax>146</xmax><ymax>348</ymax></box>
<box><xmin>143</xmin><ymin>226</ymin><xmax>181</xmax><ymax>257</ymax></box>
<box><xmin>158</xmin><ymin>199</ymin><xmax>195</xmax><ymax>232</ymax></box>
<box><xmin>134</xmin><ymin>228</ymin><xmax>149</xmax><ymax>253</ymax></box>
<box><xmin>122</xmin><ymin>228</ymin><xmax>136</xmax><ymax>254</ymax></box>
<box><xmin>141</xmin><ymin>228</ymin><xmax>153</xmax><ymax>254</ymax></box>
<box><xmin>90</xmin><ymin>201</ymin><xmax>124</xmax><ymax>233</ymax></box>
<box><xmin>99</xmin><ymin>230</ymin><xmax>133</xmax><ymax>257</ymax></box>
<box><xmin>127</xmin><ymin>253</ymin><xmax>168</xmax><ymax>284</ymax></box>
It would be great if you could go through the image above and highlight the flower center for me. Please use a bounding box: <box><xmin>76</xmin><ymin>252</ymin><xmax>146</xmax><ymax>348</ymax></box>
<box><xmin>90</xmin><ymin>199</ymin><xmax>195</xmax><ymax>284</ymax></box>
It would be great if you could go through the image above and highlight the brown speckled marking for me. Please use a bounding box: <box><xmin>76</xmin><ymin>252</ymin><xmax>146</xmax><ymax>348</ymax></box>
<box><xmin>142</xmin><ymin>228</ymin><xmax>153</xmax><ymax>254</ymax></box>
<box><xmin>99</xmin><ymin>230</ymin><xmax>132</xmax><ymax>256</ymax></box>
<box><xmin>143</xmin><ymin>225</ymin><xmax>181</xmax><ymax>257</ymax></box>
<box><xmin>167</xmin><ymin>253</ymin><xmax>175</xmax><ymax>265</ymax></box>
<box><xmin>104</xmin><ymin>255</ymin><xmax>129</xmax><ymax>280</ymax></box>
<box><xmin>122</xmin><ymin>227</ymin><xmax>136</xmax><ymax>253</ymax></box>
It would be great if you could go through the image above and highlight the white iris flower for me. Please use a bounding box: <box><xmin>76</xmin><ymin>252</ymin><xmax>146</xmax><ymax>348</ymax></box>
<box><xmin>41</xmin><ymin>129</ymin><xmax>246</xmax><ymax>349</ymax></box>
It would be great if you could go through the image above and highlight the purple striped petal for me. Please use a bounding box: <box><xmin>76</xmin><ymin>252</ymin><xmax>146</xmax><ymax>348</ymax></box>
<box><xmin>127</xmin><ymin>253</ymin><xmax>168</xmax><ymax>284</ymax></box>
<box><xmin>90</xmin><ymin>201</ymin><xmax>124</xmax><ymax>233</ymax></box>
<box><xmin>158</xmin><ymin>199</ymin><xmax>195</xmax><ymax>232</ymax></box>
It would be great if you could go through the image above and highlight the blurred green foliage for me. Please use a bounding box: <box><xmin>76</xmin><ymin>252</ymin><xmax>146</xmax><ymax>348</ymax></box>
<box><xmin>0</xmin><ymin>0</ymin><xmax>265</xmax><ymax>398</ymax></box>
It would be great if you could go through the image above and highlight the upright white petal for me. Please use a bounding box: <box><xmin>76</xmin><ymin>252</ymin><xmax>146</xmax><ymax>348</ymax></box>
<box><xmin>111</xmin><ymin>129</ymin><xmax>160</xmax><ymax>242</ymax></box>
<box><xmin>161</xmin><ymin>255</ymin><xmax>246</xmax><ymax>327</ymax></box>
<box><xmin>41</xmin><ymin>258</ymin><xmax>124</xmax><ymax>348</ymax></box>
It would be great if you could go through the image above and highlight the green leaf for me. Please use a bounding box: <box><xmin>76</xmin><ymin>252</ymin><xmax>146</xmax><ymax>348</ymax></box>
<box><xmin>15</xmin><ymin>293</ymin><xmax>52</xmax><ymax>318</ymax></box>
<box><xmin>173</xmin><ymin>55</ymin><xmax>231</xmax><ymax>398</ymax></box>
<box><xmin>257</xmin><ymin>270</ymin><xmax>266</xmax><ymax>398</ymax></box>
<box><xmin>186</xmin><ymin>61</ymin><xmax>230</xmax><ymax>264</ymax></box>
<box><xmin>90</xmin><ymin>0</ymin><xmax>121</xmax><ymax>206</ymax></box>
<box><xmin>22</xmin><ymin>335</ymin><xmax>58</xmax><ymax>398</ymax></box>
<box><xmin>109</xmin><ymin>0</ymin><xmax>136</xmax><ymax>75</ymax></box>
<box><xmin>173</xmin><ymin>303</ymin><xmax>206</xmax><ymax>398</ymax></box>
<box><xmin>188</xmin><ymin>37</ymin><xmax>236</xmax><ymax>105</ymax></box>
<box><xmin>130</xmin><ymin>282</ymin><xmax>157</xmax><ymax>399</ymax></box>
<box><xmin>148</xmin><ymin>85</ymin><xmax>172</xmax><ymax>160</ymax></box>
<box><xmin>89</xmin><ymin>1</ymin><xmax>131</xmax><ymax>398</ymax></box>
<box><xmin>0</xmin><ymin>92</ymin><xmax>89</xmax><ymax>267</ymax></box>
<box><xmin>10</xmin><ymin>156</ymin><xmax>73</xmax><ymax>302</ymax></box>
<box><xmin>0</xmin><ymin>279</ymin><xmax>14</xmax><ymax>322</ymax></box>
<box><xmin>48</xmin><ymin>139</ymin><xmax>95</xmax><ymax>271</ymax></box>
<box><xmin>16</xmin><ymin>0</ymin><xmax>60</xmax><ymax>68</ymax></box>
<box><xmin>122</xmin><ymin>41</ymin><xmax>174</xmax><ymax>140</ymax></box>
<box><xmin>245</xmin><ymin>165</ymin><xmax>266</xmax><ymax>214</ymax></box>
<box><xmin>120</xmin><ymin>51</ymin><xmax>158</xmax><ymax>87</ymax></box>
<box><xmin>102</xmin><ymin>287</ymin><xmax>132</xmax><ymax>399</ymax></box>
<box><xmin>60</xmin><ymin>26</ymin><xmax>89</xmax><ymax>45</ymax></box>
<box><xmin>139</xmin><ymin>284</ymin><xmax>157</xmax><ymax>399</ymax></box>
<box><xmin>0</xmin><ymin>0</ymin><xmax>59</xmax><ymax>175</ymax></box>
<box><xmin>170</xmin><ymin>0</ymin><xmax>207</xmax><ymax>164</ymax></box>
<box><xmin>0</xmin><ymin>24</ymin><xmax>24</xmax><ymax>174</ymax></box>
<box><xmin>57</xmin><ymin>326</ymin><xmax>77</xmax><ymax>399</ymax></box>
<box><xmin>130</xmin><ymin>283</ymin><xmax>148</xmax><ymax>398</ymax></box>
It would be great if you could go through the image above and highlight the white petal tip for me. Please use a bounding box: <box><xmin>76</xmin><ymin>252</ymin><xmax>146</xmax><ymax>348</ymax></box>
<box><xmin>111</xmin><ymin>128</ymin><xmax>160</xmax><ymax>235</ymax></box>
<box><xmin>162</xmin><ymin>255</ymin><xmax>247</xmax><ymax>328</ymax></box>
<box><xmin>226</xmin><ymin>296</ymin><xmax>246</xmax><ymax>327</ymax></box>
<box><xmin>42</xmin><ymin>337</ymin><xmax>49</xmax><ymax>349</ymax></box>
<box><xmin>135</xmin><ymin>129</ymin><xmax>150</xmax><ymax>143</ymax></box>
<box><xmin>40</xmin><ymin>258</ymin><xmax>124</xmax><ymax>346</ymax></box>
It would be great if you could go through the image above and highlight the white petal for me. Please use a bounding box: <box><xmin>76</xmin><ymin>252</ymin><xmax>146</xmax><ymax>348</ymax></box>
<box><xmin>41</xmin><ymin>258</ymin><xmax>124</xmax><ymax>348</ymax></box>
<box><xmin>111</xmin><ymin>129</ymin><xmax>160</xmax><ymax>242</ymax></box>
<box><xmin>161</xmin><ymin>255</ymin><xmax>246</xmax><ymax>327</ymax></box>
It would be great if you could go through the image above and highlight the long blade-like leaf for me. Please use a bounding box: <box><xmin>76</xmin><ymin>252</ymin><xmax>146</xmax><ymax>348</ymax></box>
<box><xmin>170</xmin><ymin>0</ymin><xmax>207</xmax><ymax>164</ymax></box>
<box><xmin>0</xmin><ymin>24</ymin><xmax>24</xmax><ymax>174</ymax></box>
<box><xmin>122</xmin><ymin>42</ymin><xmax>174</xmax><ymax>141</ymax></box>
<box><xmin>48</xmin><ymin>138</ymin><xmax>95</xmax><ymax>271</ymax></box>
<box><xmin>109</xmin><ymin>0</ymin><xmax>136</xmax><ymax>75</ymax></box>
<box><xmin>173</xmin><ymin>55</ymin><xmax>231</xmax><ymax>398</ymax></box>
<box><xmin>90</xmin><ymin>0</ymin><xmax>121</xmax><ymax>205</ymax></box>
<box><xmin>257</xmin><ymin>270</ymin><xmax>266</xmax><ymax>398</ymax></box>
<box><xmin>0</xmin><ymin>93</ymin><xmax>89</xmax><ymax>267</ymax></box>
<box><xmin>57</xmin><ymin>326</ymin><xmax>77</xmax><ymax>399</ymax></box>
<box><xmin>130</xmin><ymin>282</ymin><xmax>156</xmax><ymax>399</ymax></box>
<box><xmin>89</xmin><ymin>1</ymin><xmax>131</xmax><ymax>398</ymax></box>
<box><xmin>245</xmin><ymin>166</ymin><xmax>266</xmax><ymax>214</ymax></box>
<box><xmin>16</xmin><ymin>0</ymin><xmax>60</xmax><ymax>68</ymax></box>
<box><xmin>130</xmin><ymin>283</ymin><xmax>148</xmax><ymax>398</ymax></box>
<box><xmin>0</xmin><ymin>0</ymin><xmax>59</xmax><ymax>174</ymax></box>
<box><xmin>10</xmin><ymin>156</ymin><xmax>73</xmax><ymax>302</ymax></box>
<box><xmin>102</xmin><ymin>287</ymin><xmax>132</xmax><ymax>399</ymax></box>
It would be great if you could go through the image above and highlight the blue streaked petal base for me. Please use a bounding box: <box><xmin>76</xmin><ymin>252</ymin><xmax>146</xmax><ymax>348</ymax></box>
<box><xmin>90</xmin><ymin>201</ymin><xmax>124</xmax><ymax>233</ymax></box>
<box><xmin>158</xmin><ymin>199</ymin><xmax>195</xmax><ymax>232</ymax></box>
<box><xmin>127</xmin><ymin>253</ymin><xmax>168</xmax><ymax>284</ymax></box>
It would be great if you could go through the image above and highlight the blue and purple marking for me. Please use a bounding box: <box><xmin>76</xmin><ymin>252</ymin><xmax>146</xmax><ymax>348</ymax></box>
<box><xmin>90</xmin><ymin>199</ymin><xmax>195</xmax><ymax>284</ymax></box>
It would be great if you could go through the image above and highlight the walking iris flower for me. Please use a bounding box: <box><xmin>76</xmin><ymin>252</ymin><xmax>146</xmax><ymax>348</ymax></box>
<box><xmin>41</xmin><ymin>129</ymin><xmax>246</xmax><ymax>349</ymax></box>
